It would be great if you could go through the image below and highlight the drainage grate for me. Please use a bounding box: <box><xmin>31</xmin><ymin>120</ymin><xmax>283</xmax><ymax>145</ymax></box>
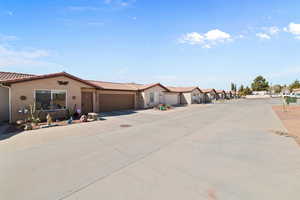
<box><xmin>120</xmin><ymin>124</ymin><xmax>132</xmax><ymax>128</ymax></box>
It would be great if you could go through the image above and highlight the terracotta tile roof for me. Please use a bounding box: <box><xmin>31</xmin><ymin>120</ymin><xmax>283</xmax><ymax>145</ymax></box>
<box><xmin>88</xmin><ymin>80</ymin><xmax>140</xmax><ymax>91</ymax></box>
<box><xmin>88</xmin><ymin>81</ymin><xmax>169</xmax><ymax>91</ymax></box>
<box><xmin>137</xmin><ymin>83</ymin><xmax>170</xmax><ymax>91</ymax></box>
<box><xmin>1</xmin><ymin>72</ymin><xmax>101</xmax><ymax>88</ymax></box>
<box><xmin>167</xmin><ymin>86</ymin><xmax>202</xmax><ymax>93</ymax></box>
<box><xmin>216</xmin><ymin>90</ymin><xmax>225</xmax><ymax>94</ymax></box>
<box><xmin>0</xmin><ymin>71</ymin><xmax>36</xmax><ymax>82</ymax></box>
<box><xmin>293</xmin><ymin>88</ymin><xmax>300</xmax><ymax>92</ymax></box>
<box><xmin>201</xmin><ymin>88</ymin><xmax>216</xmax><ymax>93</ymax></box>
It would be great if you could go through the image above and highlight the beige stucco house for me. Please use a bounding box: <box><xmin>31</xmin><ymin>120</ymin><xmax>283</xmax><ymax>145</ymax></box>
<box><xmin>0</xmin><ymin>71</ymin><xmax>173</xmax><ymax>123</ymax></box>
<box><xmin>163</xmin><ymin>91</ymin><xmax>181</xmax><ymax>106</ymax></box>
<box><xmin>167</xmin><ymin>87</ymin><xmax>203</xmax><ymax>105</ymax></box>
<box><xmin>225</xmin><ymin>91</ymin><xmax>232</xmax><ymax>99</ymax></box>
<box><xmin>216</xmin><ymin>90</ymin><xmax>226</xmax><ymax>100</ymax></box>
<box><xmin>89</xmin><ymin>81</ymin><xmax>170</xmax><ymax>110</ymax></box>
<box><xmin>137</xmin><ymin>84</ymin><xmax>170</xmax><ymax>108</ymax></box>
<box><xmin>201</xmin><ymin>88</ymin><xmax>218</xmax><ymax>103</ymax></box>
<box><xmin>0</xmin><ymin>72</ymin><xmax>101</xmax><ymax>123</ymax></box>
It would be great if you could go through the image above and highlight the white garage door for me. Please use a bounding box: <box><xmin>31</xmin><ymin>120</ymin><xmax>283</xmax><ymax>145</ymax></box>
<box><xmin>165</xmin><ymin>93</ymin><xmax>179</xmax><ymax>105</ymax></box>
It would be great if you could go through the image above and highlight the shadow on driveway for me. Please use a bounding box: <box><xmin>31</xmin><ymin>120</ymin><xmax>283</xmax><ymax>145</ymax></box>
<box><xmin>99</xmin><ymin>110</ymin><xmax>138</xmax><ymax>118</ymax></box>
<box><xmin>0</xmin><ymin>123</ymin><xmax>23</xmax><ymax>141</ymax></box>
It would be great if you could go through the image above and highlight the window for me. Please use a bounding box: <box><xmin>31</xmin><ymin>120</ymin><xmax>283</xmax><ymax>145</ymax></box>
<box><xmin>52</xmin><ymin>91</ymin><xmax>66</xmax><ymax>109</ymax></box>
<box><xmin>36</xmin><ymin>90</ymin><xmax>51</xmax><ymax>110</ymax></box>
<box><xmin>150</xmin><ymin>92</ymin><xmax>154</xmax><ymax>103</ymax></box>
<box><xmin>35</xmin><ymin>90</ymin><xmax>66</xmax><ymax>110</ymax></box>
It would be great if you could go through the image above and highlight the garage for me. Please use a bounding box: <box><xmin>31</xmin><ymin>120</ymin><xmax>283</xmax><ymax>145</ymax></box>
<box><xmin>0</xmin><ymin>86</ymin><xmax>9</xmax><ymax>122</ymax></box>
<box><xmin>99</xmin><ymin>94</ymin><xmax>135</xmax><ymax>112</ymax></box>
<box><xmin>164</xmin><ymin>93</ymin><xmax>179</xmax><ymax>105</ymax></box>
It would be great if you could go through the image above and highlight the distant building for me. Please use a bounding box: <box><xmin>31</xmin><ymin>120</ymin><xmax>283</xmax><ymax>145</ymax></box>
<box><xmin>281</xmin><ymin>87</ymin><xmax>290</xmax><ymax>95</ymax></box>
<box><xmin>252</xmin><ymin>91</ymin><xmax>269</xmax><ymax>96</ymax></box>
<box><xmin>292</xmin><ymin>88</ymin><xmax>300</xmax><ymax>95</ymax></box>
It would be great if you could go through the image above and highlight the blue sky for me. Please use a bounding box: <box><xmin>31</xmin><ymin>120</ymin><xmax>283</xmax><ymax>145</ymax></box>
<box><xmin>1</xmin><ymin>0</ymin><xmax>300</xmax><ymax>89</ymax></box>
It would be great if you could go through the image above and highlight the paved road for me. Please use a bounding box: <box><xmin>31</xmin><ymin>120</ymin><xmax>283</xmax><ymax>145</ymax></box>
<box><xmin>1</xmin><ymin>99</ymin><xmax>300</xmax><ymax>200</ymax></box>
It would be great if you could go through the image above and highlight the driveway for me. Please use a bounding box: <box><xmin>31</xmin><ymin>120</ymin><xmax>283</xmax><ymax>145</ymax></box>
<box><xmin>1</xmin><ymin>99</ymin><xmax>300</xmax><ymax>200</ymax></box>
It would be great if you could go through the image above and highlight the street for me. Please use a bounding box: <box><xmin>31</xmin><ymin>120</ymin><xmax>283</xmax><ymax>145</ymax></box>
<box><xmin>1</xmin><ymin>99</ymin><xmax>300</xmax><ymax>200</ymax></box>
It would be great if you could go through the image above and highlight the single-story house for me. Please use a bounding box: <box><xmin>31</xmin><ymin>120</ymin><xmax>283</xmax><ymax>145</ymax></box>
<box><xmin>293</xmin><ymin>88</ymin><xmax>300</xmax><ymax>93</ymax></box>
<box><xmin>163</xmin><ymin>91</ymin><xmax>181</xmax><ymax>106</ymax></box>
<box><xmin>89</xmin><ymin>80</ymin><xmax>170</xmax><ymax>110</ymax></box>
<box><xmin>201</xmin><ymin>88</ymin><xmax>218</xmax><ymax>103</ymax></box>
<box><xmin>225</xmin><ymin>91</ymin><xmax>232</xmax><ymax>99</ymax></box>
<box><xmin>252</xmin><ymin>91</ymin><xmax>269</xmax><ymax>95</ymax></box>
<box><xmin>0</xmin><ymin>71</ymin><xmax>172</xmax><ymax>123</ymax></box>
<box><xmin>0</xmin><ymin>71</ymin><xmax>102</xmax><ymax>123</ymax></box>
<box><xmin>167</xmin><ymin>87</ymin><xmax>203</xmax><ymax>105</ymax></box>
<box><xmin>216</xmin><ymin>90</ymin><xmax>226</xmax><ymax>100</ymax></box>
<box><xmin>281</xmin><ymin>87</ymin><xmax>290</xmax><ymax>96</ymax></box>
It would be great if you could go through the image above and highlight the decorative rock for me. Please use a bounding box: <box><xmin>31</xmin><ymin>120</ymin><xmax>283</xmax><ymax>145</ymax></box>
<box><xmin>87</xmin><ymin>113</ymin><xmax>98</xmax><ymax>121</ymax></box>
<box><xmin>80</xmin><ymin>115</ymin><xmax>87</xmax><ymax>122</ymax></box>
<box><xmin>24</xmin><ymin>123</ymin><xmax>33</xmax><ymax>131</ymax></box>
<box><xmin>46</xmin><ymin>114</ymin><xmax>53</xmax><ymax>125</ymax></box>
<box><xmin>16</xmin><ymin>120</ymin><xmax>25</xmax><ymax>125</ymax></box>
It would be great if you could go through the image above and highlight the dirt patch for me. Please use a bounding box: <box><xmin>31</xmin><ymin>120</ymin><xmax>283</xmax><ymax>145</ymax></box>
<box><xmin>272</xmin><ymin>105</ymin><xmax>300</xmax><ymax>145</ymax></box>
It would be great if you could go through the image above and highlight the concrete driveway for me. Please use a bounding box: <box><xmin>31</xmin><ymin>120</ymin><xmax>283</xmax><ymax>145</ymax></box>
<box><xmin>1</xmin><ymin>99</ymin><xmax>300</xmax><ymax>200</ymax></box>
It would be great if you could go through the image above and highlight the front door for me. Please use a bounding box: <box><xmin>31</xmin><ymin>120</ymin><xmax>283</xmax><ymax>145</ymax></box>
<box><xmin>81</xmin><ymin>92</ymin><xmax>93</xmax><ymax>114</ymax></box>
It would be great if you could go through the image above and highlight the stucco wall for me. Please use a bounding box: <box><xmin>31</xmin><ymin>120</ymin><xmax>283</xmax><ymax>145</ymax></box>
<box><xmin>164</xmin><ymin>92</ymin><xmax>180</xmax><ymax>105</ymax></box>
<box><xmin>0</xmin><ymin>86</ymin><xmax>9</xmax><ymax>122</ymax></box>
<box><xmin>181</xmin><ymin>89</ymin><xmax>202</xmax><ymax>104</ymax></box>
<box><xmin>10</xmin><ymin>76</ymin><xmax>94</xmax><ymax>122</ymax></box>
<box><xmin>96</xmin><ymin>90</ymin><xmax>138</xmax><ymax>112</ymax></box>
<box><xmin>139</xmin><ymin>86</ymin><xmax>166</xmax><ymax>108</ymax></box>
<box><xmin>181</xmin><ymin>93</ymin><xmax>191</xmax><ymax>104</ymax></box>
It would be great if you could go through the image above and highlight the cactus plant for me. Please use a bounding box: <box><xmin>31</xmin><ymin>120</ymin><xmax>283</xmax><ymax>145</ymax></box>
<box><xmin>27</xmin><ymin>102</ymin><xmax>41</xmax><ymax>125</ymax></box>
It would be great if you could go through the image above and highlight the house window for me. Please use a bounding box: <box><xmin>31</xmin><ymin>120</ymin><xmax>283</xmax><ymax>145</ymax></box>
<box><xmin>150</xmin><ymin>92</ymin><xmax>154</xmax><ymax>103</ymax></box>
<box><xmin>35</xmin><ymin>90</ymin><xmax>66</xmax><ymax>110</ymax></box>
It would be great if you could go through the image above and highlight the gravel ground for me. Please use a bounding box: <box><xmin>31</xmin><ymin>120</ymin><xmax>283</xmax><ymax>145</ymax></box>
<box><xmin>272</xmin><ymin>104</ymin><xmax>300</xmax><ymax>145</ymax></box>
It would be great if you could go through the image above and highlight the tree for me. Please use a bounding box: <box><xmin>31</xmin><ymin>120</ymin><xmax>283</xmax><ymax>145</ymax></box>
<box><xmin>244</xmin><ymin>86</ymin><xmax>252</xmax><ymax>95</ymax></box>
<box><xmin>231</xmin><ymin>83</ymin><xmax>237</xmax><ymax>92</ymax></box>
<box><xmin>289</xmin><ymin>80</ymin><xmax>300</xmax><ymax>91</ymax></box>
<box><xmin>251</xmin><ymin>76</ymin><xmax>269</xmax><ymax>91</ymax></box>
<box><xmin>272</xmin><ymin>84</ymin><xmax>282</xmax><ymax>94</ymax></box>
<box><xmin>238</xmin><ymin>85</ymin><xmax>245</xmax><ymax>96</ymax></box>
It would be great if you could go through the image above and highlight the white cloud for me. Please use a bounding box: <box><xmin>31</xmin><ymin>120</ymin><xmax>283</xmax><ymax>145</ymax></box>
<box><xmin>0</xmin><ymin>45</ymin><xmax>51</xmax><ymax>67</ymax></box>
<box><xmin>179</xmin><ymin>29</ymin><xmax>231</xmax><ymax>48</ymax></box>
<box><xmin>255</xmin><ymin>26</ymin><xmax>280</xmax><ymax>40</ymax></box>
<box><xmin>0</xmin><ymin>34</ymin><xmax>18</xmax><ymax>42</ymax></box>
<box><xmin>256</xmin><ymin>33</ymin><xmax>271</xmax><ymax>40</ymax></box>
<box><xmin>286</xmin><ymin>22</ymin><xmax>300</xmax><ymax>35</ymax></box>
<box><xmin>265</xmin><ymin>26</ymin><xmax>280</xmax><ymax>35</ymax></box>
<box><xmin>104</xmin><ymin>0</ymin><xmax>136</xmax><ymax>7</ymax></box>
<box><xmin>204</xmin><ymin>29</ymin><xmax>231</xmax><ymax>41</ymax></box>
<box><xmin>179</xmin><ymin>32</ymin><xmax>205</xmax><ymax>45</ymax></box>
<box><xmin>267</xmin><ymin>66</ymin><xmax>300</xmax><ymax>79</ymax></box>
<box><xmin>5</xmin><ymin>11</ymin><xmax>13</xmax><ymax>16</ymax></box>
